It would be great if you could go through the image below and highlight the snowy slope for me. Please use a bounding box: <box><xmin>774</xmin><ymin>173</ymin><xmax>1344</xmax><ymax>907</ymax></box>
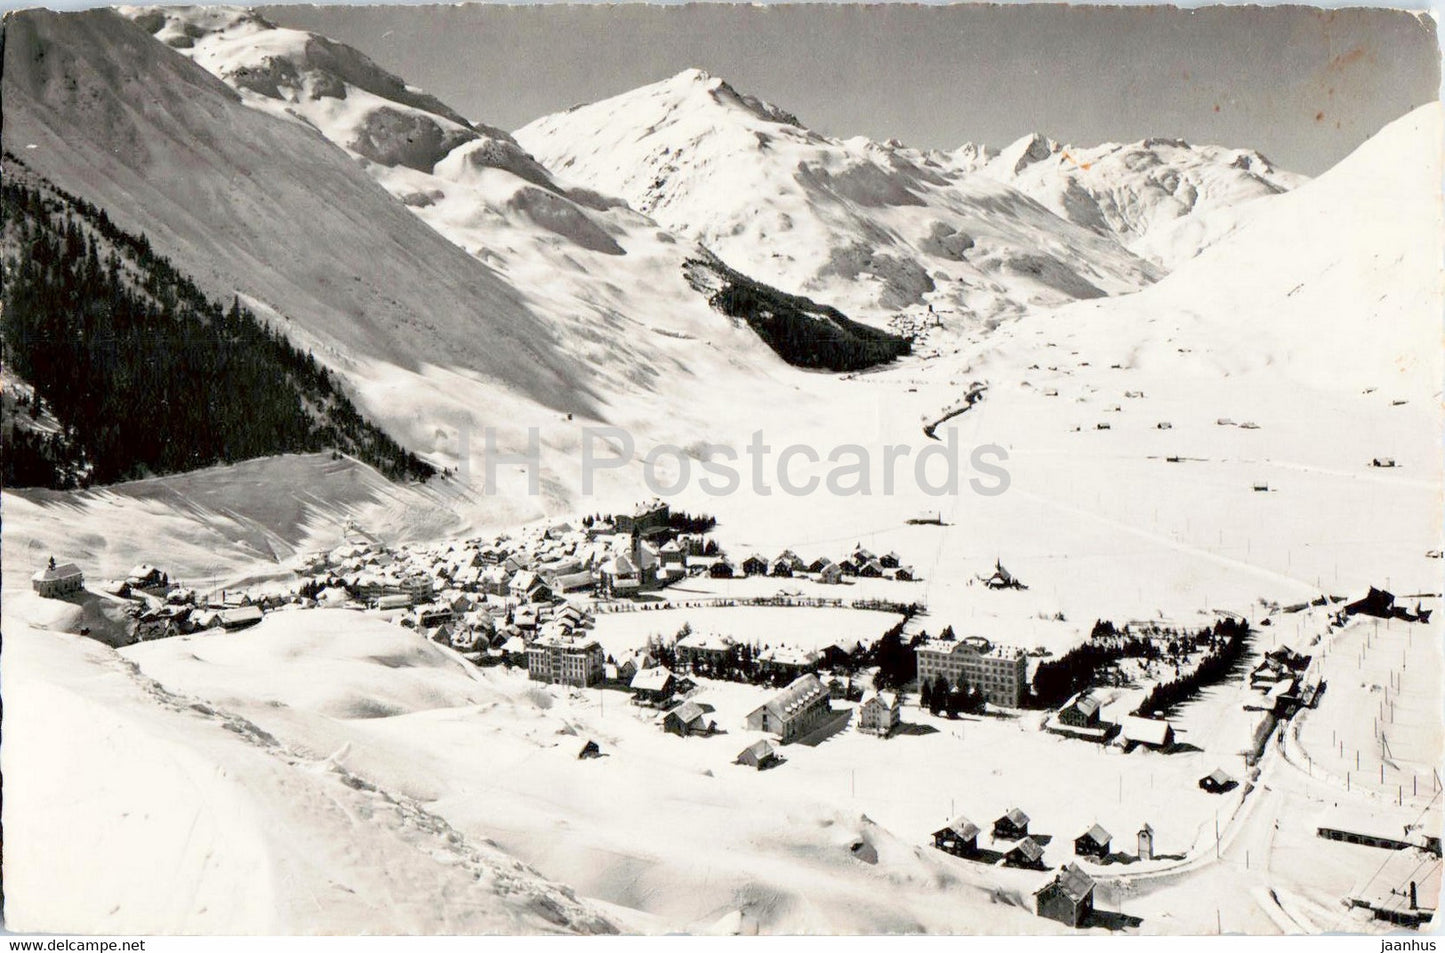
<box><xmin>516</xmin><ymin>69</ymin><xmax>1161</xmax><ymax>325</ymax></box>
<box><xmin>2</xmin><ymin>621</ymin><xmax>617</xmax><ymax>934</ymax></box>
<box><xmin>978</xmin><ymin>133</ymin><xmax>1306</xmax><ymax>268</ymax></box>
<box><xmin>0</xmin><ymin>8</ymin><xmax>585</xmax><ymax>418</ymax></box>
<box><xmin>981</xmin><ymin>104</ymin><xmax>1442</xmax><ymax>403</ymax></box>
<box><xmin>2</xmin><ymin>8</ymin><xmax>849</xmax><ymax>531</ymax></box>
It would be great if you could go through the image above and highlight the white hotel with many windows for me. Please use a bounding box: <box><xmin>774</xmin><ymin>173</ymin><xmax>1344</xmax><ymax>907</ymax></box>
<box><xmin>915</xmin><ymin>636</ymin><xmax>1028</xmax><ymax>707</ymax></box>
<box><xmin>526</xmin><ymin>632</ymin><xmax>605</xmax><ymax>688</ymax></box>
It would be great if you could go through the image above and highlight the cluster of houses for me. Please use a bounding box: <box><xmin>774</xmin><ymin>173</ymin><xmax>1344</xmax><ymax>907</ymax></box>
<box><xmin>1247</xmin><ymin>643</ymin><xmax>1320</xmax><ymax>716</ymax></box>
<box><xmin>933</xmin><ymin>809</ymin><xmax>1160</xmax><ymax>927</ymax></box>
<box><xmin>65</xmin><ymin>562</ymin><xmax>268</xmax><ymax>641</ymax></box>
<box><xmin>1047</xmin><ymin>690</ymin><xmax>1178</xmax><ymax>751</ymax></box>
<box><xmin>297</xmin><ymin>502</ymin><xmax>705</xmax><ymax>612</ymax></box>
<box><xmin>715</xmin><ymin>545</ymin><xmax>920</xmax><ymax>584</ymax></box>
<box><xmin>622</xmin><ymin>670</ymin><xmax>901</xmax><ymax>769</ymax></box>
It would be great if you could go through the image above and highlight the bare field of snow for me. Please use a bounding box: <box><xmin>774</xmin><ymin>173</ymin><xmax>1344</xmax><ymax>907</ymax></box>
<box><xmin>3</xmin><ymin>621</ymin><xmax>615</xmax><ymax>935</ymax></box>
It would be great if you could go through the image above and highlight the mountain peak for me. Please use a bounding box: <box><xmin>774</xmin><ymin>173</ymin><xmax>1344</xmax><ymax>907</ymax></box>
<box><xmin>996</xmin><ymin>132</ymin><xmax>1060</xmax><ymax>174</ymax></box>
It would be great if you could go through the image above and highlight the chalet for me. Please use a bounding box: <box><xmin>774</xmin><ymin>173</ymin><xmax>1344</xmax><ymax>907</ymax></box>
<box><xmin>1121</xmin><ymin>715</ymin><xmax>1175</xmax><ymax>750</ymax></box>
<box><xmin>740</xmin><ymin>554</ymin><xmax>769</xmax><ymax>577</ymax></box>
<box><xmin>993</xmin><ymin>808</ymin><xmax>1031</xmax><ymax>841</ymax></box>
<box><xmin>857</xmin><ymin>690</ymin><xmax>901</xmax><ymax>737</ymax></box>
<box><xmin>31</xmin><ymin>558</ymin><xmax>83</xmax><ymax>598</ymax></box>
<box><xmin>1074</xmin><ymin>824</ymin><xmax>1111</xmax><ymax>859</ymax></box>
<box><xmin>817</xmin><ymin>561</ymin><xmax>844</xmax><ymax>585</ymax></box>
<box><xmin>806</xmin><ymin>557</ymin><xmax>831</xmax><ymax>574</ymax></box>
<box><xmin>892</xmin><ymin>566</ymin><xmax>916</xmax><ymax>582</ymax></box>
<box><xmin>769</xmin><ymin>557</ymin><xmax>794</xmax><ymax>578</ymax></box>
<box><xmin>857</xmin><ymin>559</ymin><xmax>885</xmax><ymax>578</ymax></box>
<box><xmin>604</xmin><ymin>657</ymin><xmax>639</xmax><ymax>684</ymax></box>
<box><xmin>1198</xmin><ymin>768</ymin><xmax>1237</xmax><ymax>794</ymax></box>
<box><xmin>598</xmin><ymin>554</ymin><xmax>640</xmax><ymax>596</ymax></box>
<box><xmin>745</xmin><ymin>674</ymin><xmax>832</xmax><ymax>744</ymax></box>
<box><xmin>880</xmin><ymin>551</ymin><xmax>901</xmax><ymax>569</ymax></box>
<box><xmin>1034</xmin><ymin>863</ymin><xmax>1096</xmax><ymax>927</ymax></box>
<box><xmin>479</xmin><ymin>566</ymin><xmax>511</xmax><ymax>596</ymax></box>
<box><xmin>1058</xmin><ymin>691</ymin><xmax>1102</xmax><ymax>729</ymax></box>
<box><xmin>819</xmin><ymin>639</ymin><xmax>863</xmax><ymax>670</ymax></box>
<box><xmin>662</xmin><ymin>700</ymin><xmax>716</xmax><ymax>737</ymax></box>
<box><xmin>509</xmin><ymin>570</ymin><xmax>553</xmax><ymax>603</ymax></box>
<box><xmin>415</xmin><ymin>603</ymin><xmax>454</xmax><ymax>628</ymax></box>
<box><xmin>676</xmin><ymin>632</ymin><xmax>737</xmax><ymax>674</ymax></box>
<box><xmin>931</xmin><ymin>816</ymin><xmax>979</xmax><ymax>858</ymax></box>
<box><xmin>629</xmin><ymin>666</ymin><xmax>677</xmax><ymax>706</ymax></box>
<box><xmin>1004</xmin><ymin>836</ymin><xmax>1046</xmax><ymax>869</ymax></box>
<box><xmin>216</xmin><ymin>605</ymin><xmax>263</xmax><ymax>630</ymax></box>
<box><xmin>708</xmin><ymin>559</ymin><xmax>736</xmax><ymax>579</ymax></box>
<box><xmin>736</xmin><ymin>739</ymin><xmax>781</xmax><ymax>770</ymax></box>
<box><xmin>127</xmin><ymin>563</ymin><xmax>167</xmax><ymax>590</ymax></box>
<box><xmin>556</xmin><ymin>603</ymin><xmax>590</xmax><ymax>628</ymax></box>
<box><xmin>1250</xmin><ymin>658</ymin><xmax>1287</xmax><ymax>689</ymax></box>
<box><xmin>659</xmin><ymin>540</ymin><xmax>685</xmax><ymax>567</ymax></box>
<box><xmin>554</xmin><ymin>570</ymin><xmax>595</xmax><ymax>593</ymax></box>
<box><xmin>757</xmin><ymin>646</ymin><xmax>819</xmax><ymax>679</ymax></box>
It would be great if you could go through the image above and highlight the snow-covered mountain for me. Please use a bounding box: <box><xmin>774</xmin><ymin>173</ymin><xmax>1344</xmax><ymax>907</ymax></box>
<box><xmin>975</xmin><ymin>133</ymin><xmax>1306</xmax><ymax>268</ymax></box>
<box><xmin>517</xmin><ymin>68</ymin><xmax>1162</xmax><ymax>325</ymax></box>
<box><xmin>5</xmin><ymin>7</ymin><xmax>870</xmax><ymax>527</ymax></box>
<box><xmin>976</xmin><ymin>103</ymin><xmax>1441</xmax><ymax>404</ymax></box>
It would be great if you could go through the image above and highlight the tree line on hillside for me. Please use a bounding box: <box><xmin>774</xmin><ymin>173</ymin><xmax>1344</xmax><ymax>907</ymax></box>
<box><xmin>0</xmin><ymin>163</ymin><xmax>433</xmax><ymax>489</ymax></box>
<box><xmin>684</xmin><ymin>255</ymin><xmax>911</xmax><ymax>372</ymax></box>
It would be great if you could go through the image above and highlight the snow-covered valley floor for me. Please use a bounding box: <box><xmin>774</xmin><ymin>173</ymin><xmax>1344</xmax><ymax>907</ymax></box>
<box><xmin>0</xmin><ymin>8</ymin><xmax>1439</xmax><ymax>932</ymax></box>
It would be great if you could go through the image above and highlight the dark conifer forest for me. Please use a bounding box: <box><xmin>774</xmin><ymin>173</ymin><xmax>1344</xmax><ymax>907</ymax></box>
<box><xmin>684</xmin><ymin>254</ymin><xmax>911</xmax><ymax>372</ymax></box>
<box><xmin>1</xmin><ymin>157</ymin><xmax>433</xmax><ymax>489</ymax></box>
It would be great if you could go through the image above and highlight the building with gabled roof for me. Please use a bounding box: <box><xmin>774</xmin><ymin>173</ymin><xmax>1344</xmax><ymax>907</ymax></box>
<box><xmin>857</xmin><ymin>690</ymin><xmax>901</xmax><ymax>737</ymax></box>
<box><xmin>745</xmin><ymin>674</ymin><xmax>832</xmax><ymax>743</ymax></box>
<box><xmin>526</xmin><ymin>631</ymin><xmax>603</xmax><ymax>687</ymax></box>
<box><xmin>736</xmin><ymin>739</ymin><xmax>781</xmax><ymax>770</ymax></box>
<box><xmin>1005</xmin><ymin>836</ymin><xmax>1046</xmax><ymax>869</ymax></box>
<box><xmin>662</xmin><ymin>700</ymin><xmax>717</xmax><ymax>737</ymax></box>
<box><xmin>917</xmin><ymin>636</ymin><xmax>1028</xmax><ymax>707</ymax></box>
<box><xmin>629</xmin><ymin>666</ymin><xmax>677</xmax><ymax>706</ymax></box>
<box><xmin>993</xmin><ymin>808</ymin><xmax>1031</xmax><ymax>840</ymax></box>
<box><xmin>932</xmin><ymin>816</ymin><xmax>981</xmax><ymax>857</ymax></box>
<box><xmin>1035</xmin><ymin>863</ymin><xmax>1096</xmax><ymax>926</ymax></box>
<box><xmin>1074</xmin><ymin>824</ymin><xmax>1111</xmax><ymax>858</ymax></box>
<box><xmin>32</xmin><ymin>558</ymin><xmax>83</xmax><ymax>598</ymax></box>
<box><xmin>1122</xmin><ymin>715</ymin><xmax>1175</xmax><ymax>749</ymax></box>
<box><xmin>1059</xmin><ymin>691</ymin><xmax>1103</xmax><ymax>728</ymax></box>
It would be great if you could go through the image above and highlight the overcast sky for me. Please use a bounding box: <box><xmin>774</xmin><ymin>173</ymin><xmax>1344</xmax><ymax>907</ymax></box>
<box><xmin>254</xmin><ymin>3</ymin><xmax>1440</xmax><ymax>174</ymax></box>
